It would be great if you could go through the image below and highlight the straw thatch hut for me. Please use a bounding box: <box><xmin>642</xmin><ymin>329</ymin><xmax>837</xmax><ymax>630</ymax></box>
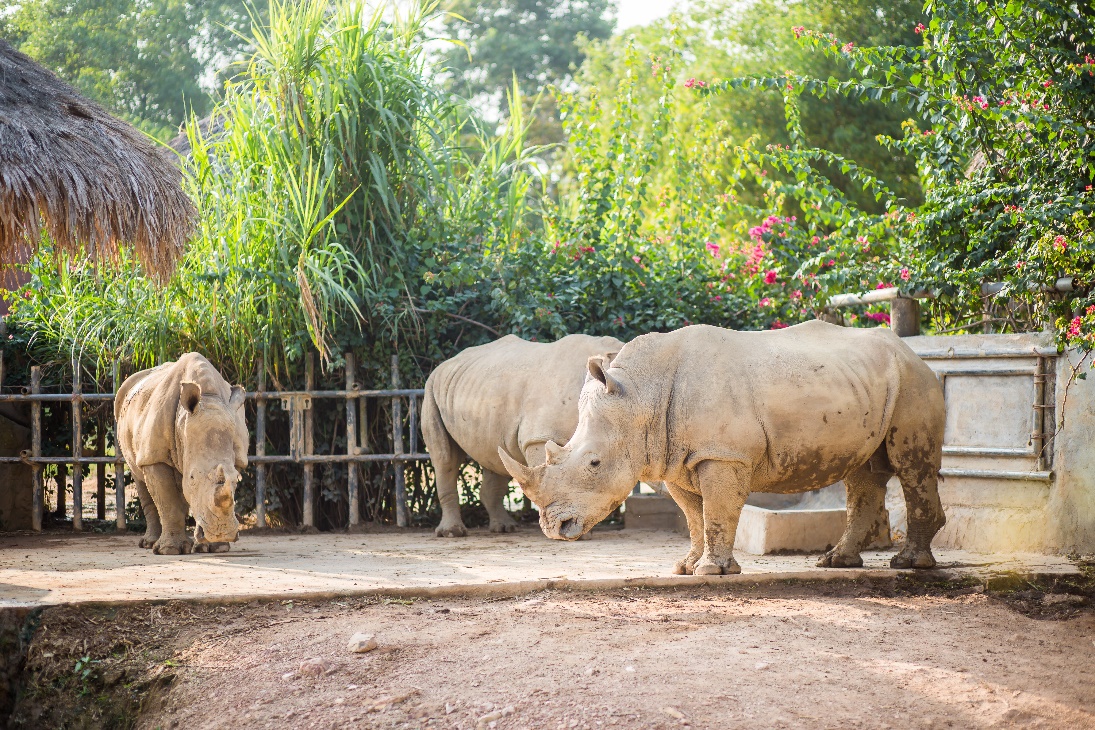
<box><xmin>0</xmin><ymin>39</ymin><xmax>195</xmax><ymax>279</ymax></box>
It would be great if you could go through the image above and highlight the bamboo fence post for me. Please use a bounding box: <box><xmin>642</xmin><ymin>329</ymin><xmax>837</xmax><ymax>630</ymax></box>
<box><xmin>30</xmin><ymin>367</ymin><xmax>42</xmax><ymax>531</ymax></box>
<box><xmin>71</xmin><ymin>356</ymin><xmax>82</xmax><ymax>531</ymax></box>
<box><xmin>255</xmin><ymin>357</ymin><xmax>267</xmax><ymax>529</ymax></box>
<box><xmin>346</xmin><ymin>351</ymin><xmax>360</xmax><ymax>528</ymax></box>
<box><xmin>391</xmin><ymin>355</ymin><xmax>407</xmax><ymax>527</ymax></box>
<box><xmin>302</xmin><ymin>353</ymin><xmax>315</xmax><ymax>530</ymax></box>
<box><xmin>113</xmin><ymin>360</ymin><xmax>126</xmax><ymax>531</ymax></box>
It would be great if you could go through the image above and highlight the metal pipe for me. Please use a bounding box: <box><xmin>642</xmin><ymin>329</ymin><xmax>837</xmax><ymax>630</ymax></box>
<box><xmin>980</xmin><ymin>277</ymin><xmax>1077</xmax><ymax>296</ymax></box>
<box><xmin>938</xmin><ymin>467</ymin><xmax>1052</xmax><ymax>482</ymax></box>
<box><xmin>1033</xmin><ymin>356</ymin><xmax>1046</xmax><ymax>471</ymax></box>
<box><xmin>71</xmin><ymin>356</ymin><xmax>82</xmax><ymax>531</ymax></box>
<box><xmin>915</xmin><ymin>347</ymin><xmax>1060</xmax><ymax>359</ymax></box>
<box><xmin>346</xmin><ymin>351</ymin><xmax>360</xmax><ymax>527</ymax></box>
<box><xmin>255</xmin><ymin>357</ymin><xmax>267</xmax><ymax>529</ymax></box>
<box><xmin>30</xmin><ymin>366</ymin><xmax>42</xmax><ymax>532</ymax></box>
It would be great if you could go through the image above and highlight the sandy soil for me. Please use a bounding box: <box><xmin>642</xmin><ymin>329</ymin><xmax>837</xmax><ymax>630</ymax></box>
<box><xmin>12</xmin><ymin>579</ymin><xmax>1095</xmax><ymax>730</ymax></box>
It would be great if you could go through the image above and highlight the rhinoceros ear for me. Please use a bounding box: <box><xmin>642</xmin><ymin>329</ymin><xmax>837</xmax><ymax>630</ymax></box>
<box><xmin>545</xmin><ymin>440</ymin><xmax>563</xmax><ymax>464</ymax></box>
<box><xmin>180</xmin><ymin>381</ymin><xmax>202</xmax><ymax>414</ymax></box>
<box><xmin>228</xmin><ymin>385</ymin><xmax>246</xmax><ymax>411</ymax></box>
<box><xmin>586</xmin><ymin>354</ymin><xmax>621</xmax><ymax>395</ymax></box>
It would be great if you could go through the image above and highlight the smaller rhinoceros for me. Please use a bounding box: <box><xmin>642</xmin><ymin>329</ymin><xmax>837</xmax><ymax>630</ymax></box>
<box><xmin>422</xmin><ymin>333</ymin><xmax>623</xmax><ymax>537</ymax></box>
<box><xmin>500</xmin><ymin>321</ymin><xmax>947</xmax><ymax>574</ymax></box>
<box><xmin>115</xmin><ymin>352</ymin><xmax>248</xmax><ymax>554</ymax></box>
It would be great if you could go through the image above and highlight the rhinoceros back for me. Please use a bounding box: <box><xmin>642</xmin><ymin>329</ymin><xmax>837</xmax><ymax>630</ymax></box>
<box><xmin>115</xmin><ymin>353</ymin><xmax>242</xmax><ymax>471</ymax></box>
<box><xmin>423</xmin><ymin>334</ymin><xmax>623</xmax><ymax>473</ymax></box>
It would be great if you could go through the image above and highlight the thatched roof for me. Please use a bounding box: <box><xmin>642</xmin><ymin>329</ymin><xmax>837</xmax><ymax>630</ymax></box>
<box><xmin>0</xmin><ymin>39</ymin><xmax>195</xmax><ymax>278</ymax></box>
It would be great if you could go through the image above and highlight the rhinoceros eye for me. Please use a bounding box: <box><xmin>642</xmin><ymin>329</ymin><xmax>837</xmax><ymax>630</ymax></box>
<box><xmin>590</xmin><ymin>458</ymin><xmax>601</xmax><ymax>468</ymax></box>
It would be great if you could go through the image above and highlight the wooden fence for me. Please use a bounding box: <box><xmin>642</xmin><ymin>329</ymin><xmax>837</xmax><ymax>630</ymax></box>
<box><xmin>0</xmin><ymin>352</ymin><xmax>427</xmax><ymax>531</ymax></box>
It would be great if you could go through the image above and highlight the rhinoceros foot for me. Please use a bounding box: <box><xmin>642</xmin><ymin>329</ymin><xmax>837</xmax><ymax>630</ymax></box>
<box><xmin>889</xmin><ymin>547</ymin><xmax>937</xmax><ymax>569</ymax></box>
<box><xmin>152</xmin><ymin>535</ymin><xmax>194</xmax><ymax>555</ymax></box>
<box><xmin>488</xmin><ymin>515</ymin><xmax>519</xmax><ymax>533</ymax></box>
<box><xmin>673</xmin><ymin>553</ymin><xmax>701</xmax><ymax>575</ymax></box>
<box><xmin>138</xmin><ymin>536</ymin><xmax>159</xmax><ymax>549</ymax></box>
<box><xmin>434</xmin><ymin>520</ymin><xmax>468</xmax><ymax>538</ymax></box>
<box><xmin>693</xmin><ymin>556</ymin><xmax>741</xmax><ymax>575</ymax></box>
<box><xmin>816</xmin><ymin>549</ymin><xmax>864</xmax><ymax>568</ymax></box>
<box><xmin>193</xmin><ymin>542</ymin><xmax>231</xmax><ymax>553</ymax></box>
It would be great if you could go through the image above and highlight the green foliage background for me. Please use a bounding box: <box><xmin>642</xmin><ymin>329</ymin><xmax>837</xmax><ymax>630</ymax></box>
<box><xmin>5</xmin><ymin>0</ymin><xmax>1095</xmax><ymax>526</ymax></box>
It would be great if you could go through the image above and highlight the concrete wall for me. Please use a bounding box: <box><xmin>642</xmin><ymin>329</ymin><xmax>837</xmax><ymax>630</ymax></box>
<box><xmin>887</xmin><ymin>333</ymin><xmax>1095</xmax><ymax>554</ymax></box>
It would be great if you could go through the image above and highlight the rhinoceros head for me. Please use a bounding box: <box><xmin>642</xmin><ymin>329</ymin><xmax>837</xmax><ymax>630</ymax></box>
<box><xmin>178</xmin><ymin>381</ymin><xmax>247</xmax><ymax>544</ymax></box>
<box><xmin>499</xmin><ymin>353</ymin><xmax>643</xmax><ymax>541</ymax></box>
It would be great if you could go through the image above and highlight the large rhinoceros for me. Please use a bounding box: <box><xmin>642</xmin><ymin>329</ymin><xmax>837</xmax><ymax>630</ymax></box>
<box><xmin>116</xmin><ymin>352</ymin><xmax>248</xmax><ymax>554</ymax></box>
<box><xmin>499</xmin><ymin>321</ymin><xmax>946</xmax><ymax>574</ymax></box>
<box><xmin>422</xmin><ymin>333</ymin><xmax>623</xmax><ymax>537</ymax></box>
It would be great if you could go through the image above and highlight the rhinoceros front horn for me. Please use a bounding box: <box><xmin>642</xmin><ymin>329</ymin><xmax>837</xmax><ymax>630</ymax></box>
<box><xmin>497</xmin><ymin>447</ymin><xmax>532</xmax><ymax>485</ymax></box>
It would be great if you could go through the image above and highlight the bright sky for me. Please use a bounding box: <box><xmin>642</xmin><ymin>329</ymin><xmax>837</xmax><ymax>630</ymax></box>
<box><xmin>615</xmin><ymin>0</ymin><xmax>678</xmax><ymax>30</ymax></box>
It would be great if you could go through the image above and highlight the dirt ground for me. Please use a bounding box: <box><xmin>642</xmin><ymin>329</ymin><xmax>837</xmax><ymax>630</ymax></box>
<box><xmin>9</xmin><ymin>575</ymin><xmax>1095</xmax><ymax>730</ymax></box>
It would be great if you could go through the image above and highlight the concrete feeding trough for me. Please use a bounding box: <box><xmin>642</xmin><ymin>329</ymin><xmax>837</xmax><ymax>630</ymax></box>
<box><xmin>623</xmin><ymin>484</ymin><xmax>886</xmax><ymax>555</ymax></box>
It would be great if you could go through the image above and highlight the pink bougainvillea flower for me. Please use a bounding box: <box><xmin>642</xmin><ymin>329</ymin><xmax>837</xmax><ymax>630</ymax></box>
<box><xmin>810</xmin><ymin>235</ymin><xmax>820</xmax><ymax>245</ymax></box>
<box><xmin>759</xmin><ymin>297</ymin><xmax>772</xmax><ymax>307</ymax></box>
<box><xmin>684</xmin><ymin>78</ymin><xmax>696</xmax><ymax>88</ymax></box>
<box><xmin>1068</xmin><ymin>316</ymin><xmax>1083</xmax><ymax>338</ymax></box>
<box><xmin>1054</xmin><ymin>235</ymin><xmax>1067</xmax><ymax>251</ymax></box>
<box><xmin>1043</xmin><ymin>80</ymin><xmax>1053</xmax><ymax>87</ymax></box>
<box><xmin>713</xmin><ymin>295</ymin><xmax>722</xmax><ymax>301</ymax></box>
<box><xmin>770</xmin><ymin>320</ymin><xmax>788</xmax><ymax>329</ymax></box>
<box><xmin>790</xmin><ymin>289</ymin><xmax>802</xmax><ymax>300</ymax></box>
<box><xmin>705</xmin><ymin>242</ymin><xmax>721</xmax><ymax>257</ymax></box>
<box><xmin>632</xmin><ymin>255</ymin><xmax>642</xmax><ymax>264</ymax></box>
<box><xmin>764</xmin><ymin>270</ymin><xmax>778</xmax><ymax>284</ymax></box>
<box><xmin>914</xmin><ymin>23</ymin><xmax>926</xmax><ymax>34</ymax></box>
<box><xmin>841</xmin><ymin>42</ymin><xmax>854</xmax><ymax>52</ymax></box>
<box><xmin>900</xmin><ymin>267</ymin><xmax>910</xmax><ymax>281</ymax></box>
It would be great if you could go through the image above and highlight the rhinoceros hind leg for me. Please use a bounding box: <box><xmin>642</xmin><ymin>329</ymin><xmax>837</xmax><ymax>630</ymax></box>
<box><xmin>135</xmin><ymin>478</ymin><xmax>161</xmax><ymax>549</ymax></box>
<box><xmin>664</xmin><ymin>482</ymin><xmax>703</xmax><ymax>575</ymax></box>
<box><xmin>817</xmin><ymin>461</ymin><xmax>889</xmax><ymax>568</ymax></box>
<box><xmin>886</xmin><ymin>402</ymin><xmax>946</xmax><ymax>570</ymax></box>
<box><xmin>482</xmin><ymin>470</ymin><xmax>519</xmax><ymax>533</ymax></box>
<box><xmin>816</xmin><ymin>550</ymin><xmax>863</xmax><ymax>568</ymax></box>
<box><xmin>422</xmin><ymin>391</ymin><xmax>469</xmax><ymax>538</ymax></box>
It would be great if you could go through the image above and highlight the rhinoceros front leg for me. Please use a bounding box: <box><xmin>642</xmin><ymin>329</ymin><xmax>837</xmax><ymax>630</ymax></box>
<box><xmin>817</xmin><ymin>464</ymin><xmax>889</xmax><ymax>568</ymax></box>
<box><xmin>481</xmin><ymin>469</ymin><xmax>519</xmax><ymax>533</ymax></box>
<box><xmin>135</xmin><ymin>478</ymin><xmax>162</xmax><ymax>549</ymax></box>
<box><xmin>692</xmin><ymin>461</ymin><xmax>749</xmax><ymax>576</ymax></box>
<box><xmin>664</xmin><ymin>482</ymin><xmax>703</xmax><ymax>575</ymax></box>
<box><xmin>144</xmin><ymin>463</ymin><xmax>193</xmax><ymax>555</ymax></box>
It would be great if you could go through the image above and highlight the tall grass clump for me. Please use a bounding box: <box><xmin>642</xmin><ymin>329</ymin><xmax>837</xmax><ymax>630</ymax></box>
<box><xmin>14</xmin><ymin>0</ymin><xmax>539</xmax><ymax>384</ymax></box>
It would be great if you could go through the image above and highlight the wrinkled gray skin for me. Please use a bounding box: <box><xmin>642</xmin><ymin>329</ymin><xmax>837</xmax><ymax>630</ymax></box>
<box><xmin>422</xmin><ymin>333</ymin><xmax>623</xmax><ymax>537</ymax></box>
<box><xmin>500</xmin><ymin>322</ymin><xmax>946</xmax><ymax>574</ymax></box>
<box><xmin>116</xmin><ymin>353</ymin><xmax>248</xmax><ymax>555</ymax></box>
